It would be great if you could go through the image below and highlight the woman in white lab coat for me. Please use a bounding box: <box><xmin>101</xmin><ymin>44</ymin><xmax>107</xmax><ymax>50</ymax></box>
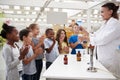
<box><xmin>88</xmin><ymin>3</ymin><xmax>120</xmax><ymax>79</ymax></box>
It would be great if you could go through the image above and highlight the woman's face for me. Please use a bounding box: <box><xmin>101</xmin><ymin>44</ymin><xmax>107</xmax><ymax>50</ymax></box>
<box><xmin>101</xmin><ymin>7</ymin><xmax>113</xmax><ymax>20</ymax></box>
<box><xmin>24</xmin><ymin>32</ymin><xmax>33</xmax><ymax>45</ymax></box>
<box><xmin>32</xmin><ymin>25</ymin><xmax>40</xmax><ymax>36</ymax></box>
<box><xmin>60</xmin><ymin>30</ymin><xmax>65</xmax><ymax>40</ymax></box>
<box><xmin>8</xmin><ymin>28</ymin><xmax>19</xmax><ymax>42</ymax></box>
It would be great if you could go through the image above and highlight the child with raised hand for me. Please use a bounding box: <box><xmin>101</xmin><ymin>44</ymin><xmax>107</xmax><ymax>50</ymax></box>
<box><xmin>19</xmin><ymin>29</ymin><xmax>42</xmax><ymax>80</ymax></box>
<box><xmin>0</xmin><ymin>23</ymin><xmax>28</xmax><ymax>80</ymax></box>
<box><xmin>28</xmin><ymin>23</ymin><xmax>44</xmax><ymax>80</ymax></box>
<box><xmin>44</xmin><ymin>28</ymin><xmax>59</xmax><ymax>69</ymax></box>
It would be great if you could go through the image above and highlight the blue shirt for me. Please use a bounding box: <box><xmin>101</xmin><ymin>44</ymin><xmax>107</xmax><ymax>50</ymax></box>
<box><xmin>69</xmin><ymin>35</ymin><xmax>83</xmax><ymax>54</ymax></box>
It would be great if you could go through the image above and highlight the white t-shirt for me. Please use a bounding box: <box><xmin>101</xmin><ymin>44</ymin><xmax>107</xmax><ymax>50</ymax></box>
<box><xmin>44</xmin><ymin>38</ymin><xmax>59</xmax><ymax>62</ymax></box>
<box><xmin>22</xmin><ymin>45</ymin><xmax>36</xmax><ymax>75</ymax></box>
<box><xmin>12</xmin><ymin>45</ymin><xmax>23</xmax><ymax>72</ymax></box>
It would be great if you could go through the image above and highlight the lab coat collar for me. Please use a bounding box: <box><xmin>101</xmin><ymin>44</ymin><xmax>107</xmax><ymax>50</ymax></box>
<box><xmin>105</xmin><ymin>17</ymin><xmax>117</xmax><ymax>25</ymax></box>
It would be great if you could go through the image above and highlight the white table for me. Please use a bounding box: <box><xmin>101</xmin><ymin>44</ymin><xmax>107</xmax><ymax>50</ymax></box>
<box><xmin>43</xmin><ymin>54</ymin><xmax>117</xmax><ymax>80</ymax></box>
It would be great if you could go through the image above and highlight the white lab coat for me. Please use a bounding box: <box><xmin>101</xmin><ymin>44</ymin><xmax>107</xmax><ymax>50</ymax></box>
<box><xmin>90</xmin><ymin>17</ymin><xmax>120</xmax><ymax>79</ymax></box>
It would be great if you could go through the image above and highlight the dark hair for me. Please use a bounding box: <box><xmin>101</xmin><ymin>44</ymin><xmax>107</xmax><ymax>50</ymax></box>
<box><xmin>19</xmin><ymin>29</ymin><xmax>31</xmax><ymax>41</ymax></box>
<box><xmin>45</xmin><ymin>28</ymin><xmax>53</xmax><ymax>35</ymax></box>
<box><xmin>0</xmin><ymin>23</ymin><xmax>15</xmax><ymax>39</ymax></box>
<box><xmin>74</xmin><ymin>23</ymin><xmax>79</xmax><ymax>26</ymax></box>
<box><xmin>102</xmin><ymin>3</ymin><xmax>119</xmax><ymax>19</ymax></box>
<box><xmin>56</xmin><ymin>29</ymin><xmax>68</xmax><ymax>45</ymax></box>
<box><xmin>72</xmin><ymin>23</ymin><xmax>79</xmax><ymax>29</ymax></box>
<box><xmin>28</xmin><ymin>23</ymin><xmax>38</xmax><ymax>30</ymax></box>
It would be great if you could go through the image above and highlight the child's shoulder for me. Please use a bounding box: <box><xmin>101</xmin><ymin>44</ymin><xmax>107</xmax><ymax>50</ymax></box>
<box><xmin>69</xmin><ymin>35</ymin><xmax>77</xmax><ymax>39</ymax></box>
<box><xmin>3</xmin><ymin>43</ymin><xmax>11</xmax><ymax>51</ymax></box>
<box><xmin>44</xmin><ymin>38</ymin><xmax>51</xmax><ymax>42</ymax></box>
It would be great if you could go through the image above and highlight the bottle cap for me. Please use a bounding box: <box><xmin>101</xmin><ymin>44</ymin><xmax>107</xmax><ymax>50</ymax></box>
<box><xmin>64</xmin><ymin>55</ymin><xmax>67</xmax><ymax>57</ymax></box>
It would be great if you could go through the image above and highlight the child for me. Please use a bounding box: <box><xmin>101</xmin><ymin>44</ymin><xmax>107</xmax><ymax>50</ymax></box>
<box><xmin>56</xmin><ymin>29</ymin><xmax>69</xmax><ymax>54</ymax></box>
<box><xmin>44</xmin><ymin>28</ymin><xmax>59</xmax><ymax>69</ymax></box>
<box><xmin>28</xmin><ymin>23</ymin><xmax>44</xmax><ymax>80</ymax></box>
<box><xmin>19</xmin><ymin>29</ymin><xmax>42</xmax><ymax>80</ymax></box>
<box><xmin>0</xmin><ymin>23</ymin><xmax>28</xmax><ymax>80</ymax></box>
<box><xmin>69</xmin><ymin>23</ymin><xmax>84</xmax><ymax>54</ymax></box>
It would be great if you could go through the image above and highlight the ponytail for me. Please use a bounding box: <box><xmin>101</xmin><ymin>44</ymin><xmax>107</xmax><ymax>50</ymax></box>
<box><xmin>0</xmin><ymin>23</ymin><xmax>14</xmax><ymax>39</ymax></box>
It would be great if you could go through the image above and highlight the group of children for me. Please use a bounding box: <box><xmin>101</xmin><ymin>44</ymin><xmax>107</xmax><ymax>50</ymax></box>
<box><xmin>0</xmin><ymin>22</ymin><xmax>86</xmax><ymax>80</ymax></box>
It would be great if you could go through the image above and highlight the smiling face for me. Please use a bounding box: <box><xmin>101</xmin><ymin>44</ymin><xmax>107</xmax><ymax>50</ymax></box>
<box><xmin>32</xmin><ymin>25</ymin><xmax>40</xmax><ymax>36</ymax></box>
<box><xmin>59</xmin><ymin>30</ymin><xmax>65</xmax><ymax>40</ymax></box>
<box><xmin>46</xmin><ymin>30</ymin><xmax>55</xmax><ymax>40</ymax></box>
<box><xmin>7</xmin><ymin>28</ymin><xmax>19</xmax><ymax>42</ymax></box>
<box><xmin>19</xmin><ymin>29</ymin><xmax>33</xmax><ymax>45</ymax></box>
<box><xmin>73</xmin><ymin>24</ymin><xmax>79</xmax><ymax>34</ymax></box>
<box><xmin>101</xmin><ymin>7</ymin><xmax>113</xmax><ymax>20</ymax></box>
<box><xmin>23</xmin><ymin>32</ymin><xmax>33</xmax><ymax>45</ymax></box>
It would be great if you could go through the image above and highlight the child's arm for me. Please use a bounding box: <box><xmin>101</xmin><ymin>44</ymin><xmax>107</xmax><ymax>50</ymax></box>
<box><xmin>34</xmin><ymin>36</ymin><xmax>45</xmax><ymax>49</ymax></box>
<box><xmin>69</xmin><ymin>41</ymin><xmax>79</xmax><ymax>49</ymax></box>
<box><xmin>45</xmin><ymin>39</ymin><xmax>56</xmax><ymax>53</ymax></box>
<box><xmin>3</xmin><ymin>46</ymin><xmax>28</xmax><ymax>70</ymax></box>
<box><xmin>31</xmin><ymin>42</ymin><xmax>44</xmax><ymax>54</ymax></box>
<box><xmin>23</xmin><ymin>54</ymin><xmax>37</xmax><ymax>65</ymax></box>
<box><xmin>31</xmin><ymin>36</ymin><xmax>45</xmax><ymax>53</ymax></box>
<box><xmin>69</xmin><ymin>35</ymin><xmax>88</xmax><ymax>49</ymax></box>
<box><xmin>23</xmin><ymin>48</ymin><xmax>42</xmax><ymax>64</ymax></box>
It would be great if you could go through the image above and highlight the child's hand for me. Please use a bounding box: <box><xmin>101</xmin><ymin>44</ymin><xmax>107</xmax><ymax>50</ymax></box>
<box><xmin>39</xmin><ymin>35</ymin><xmax>45</xmax><ymax>43</ymax></box>
<box><xmin>82</xmin><ymin>36</ymin><xmax>89</xmax><ymax>42</ymax></box>
<box><xmin>63</xmin><ymin>46</ymin><xmax>69</xmax><ymax>53</ymax></box>
<box><xmin>23</xmin><ymin>59</ymin><xmax>30</xmax><ymax>64</ymax></box>
<box><xmin>78</xmin><ymin>36</ymin><xmax>84</xmax><ymax>42</ymax></box>
<box><xmin>34</xmin><ymin>47</ymin><xmax>43</xmax><ymax>55</ymax></box>
<box><xmin>51</xmin><ymin>37</ymin><xmax>56</xmax><ymax>43</ymax></box>
<box><xmin>19</xmin><ymin>45</ymin><xmax>29</xmax><ymax>60</ymax></box>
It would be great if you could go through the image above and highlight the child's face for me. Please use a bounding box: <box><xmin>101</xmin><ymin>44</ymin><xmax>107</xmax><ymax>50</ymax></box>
<box><xmin>8</xmin><ymin>28</ymin><xmax>19</xmax><ymax>42</ymax></box>
<box><xmin>47</xmin><ymin>30</ymin><xmax>55</xmax><ymax>40</ymax></box>
<box><xmin>32</xmin><ymin>25</ymin><xmax>40</xmax><ymax>36</ymax></box>
<box><xmin>24</xmin><ymin>32</ymin><xmax>33</xmax><ymax>45</ymax></box>
<box><xmin>60</xmin><ymin>31</ymin><xmax>65</xmax><ymax>39</ymax></box>
<box><xmin>73</xmin><ymin>25</ymin><xmax>79</xmax><ymax>33</ymax></box>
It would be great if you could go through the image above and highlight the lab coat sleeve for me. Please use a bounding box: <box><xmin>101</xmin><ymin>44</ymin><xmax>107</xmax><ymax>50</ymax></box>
<box><xmin>90</xmin><ymin>22</ymin><xmax>120</xmax><ymax>46</ymax></box>
<box><xmin>3</xmin><ymin>47</ymin><xmax>20</xmax><ymax>71</ymax></box>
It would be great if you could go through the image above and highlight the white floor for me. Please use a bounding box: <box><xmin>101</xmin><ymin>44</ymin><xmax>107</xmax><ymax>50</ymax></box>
<box><xmin>0</xmin><ymin>47</ymin><xmax>46</xmax><ymax>80</ymax></box>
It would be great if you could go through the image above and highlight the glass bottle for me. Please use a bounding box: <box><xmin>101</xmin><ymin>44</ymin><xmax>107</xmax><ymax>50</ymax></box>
<box><xmin>76</xmin><ymin>51</ymin><xmax>81</xmax><ymax>61</ymax></box>
<box><xmin>64</xmin><ymin>55</ymin><xmax>68</xmax><ymax>65</ymax></box>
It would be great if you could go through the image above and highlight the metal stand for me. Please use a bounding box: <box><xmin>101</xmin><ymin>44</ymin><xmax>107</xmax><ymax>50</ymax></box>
<box><xmin>87</xmin><ymin>47</ymin><xmax>97</xmax><ymax>72</ymax></box>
